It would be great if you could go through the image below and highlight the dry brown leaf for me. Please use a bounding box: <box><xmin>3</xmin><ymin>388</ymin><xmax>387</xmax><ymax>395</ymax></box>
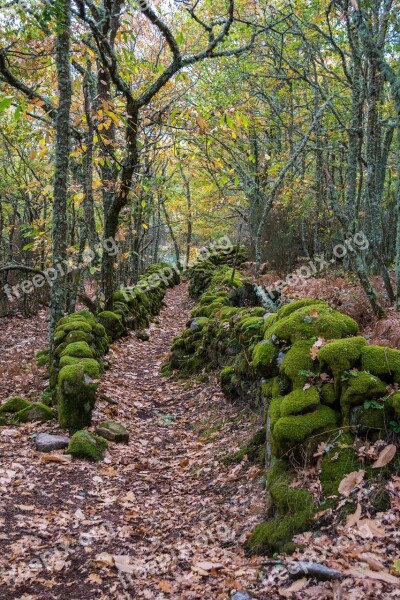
<box><xmin>279</xmin><ymin>577</ymin><xmax>307</xmax><ymax>597</ymax></box>
<box><xmin>372</xmin><ymin>444</ymin><xmax>397</xmax><ymax>468</ymax></box>
<box><xmin>358</xmin><ymin>553</ymin><xmax>386</xmax><ymax>572</ymax></box>
<box><xmin>40</xmin><ymin>454</ymin><xmax>72</xmax><ymax>464</ymax></box>
<box><xmin>94</xmin><ymin>552</ymin><xmax>114</xmax><ymax>568</ymax></box>
<box><xmin>194</xmin><ymin>561</ymin><xmax>223</xmax><ymax>572</ymax></box>
<box><xmin>356</xmin><ymin>519</ymin><xmax>386</xmax><ymax>538</ymax></box>
<box><xmin>347</xmin><ymin>568</ymin><xmax>399</xmax><ymax>585</ymax></box>
<box><xmin>345</xmin><ymin>503</ymin><xmax>362</xmax><ymax>528</ymax></box>
<box><xmin>87</xmin><ymin>573</ymin><xmax>102</xmax><ymax>584</ymax></box>
<box><xmin>113</xmin><ymin>555</ymin><xmax>135</xmax><ymax>574</ymax></box>
<box><xmin>158</xmin><ymin>581</ymin><xmax>173</xmax><ymax>593</ymax></box>
<box><xmin>338</xmin><ymin>470</ymin><xmax>365</xmax><ymax>496</ymax></box>
<box><xmin>14</xmin><ymin>504</ymin><xmax>35</xmax><ymax>511</ymax></box>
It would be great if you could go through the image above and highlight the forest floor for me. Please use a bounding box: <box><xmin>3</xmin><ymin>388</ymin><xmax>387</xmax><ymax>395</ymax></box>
<box><xmin>0</xmin><ymin>282</ymin><xmax>400</xmax><ymax>599</ymax></box>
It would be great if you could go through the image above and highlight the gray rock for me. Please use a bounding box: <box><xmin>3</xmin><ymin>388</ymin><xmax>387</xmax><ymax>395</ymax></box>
<box><xmin>95</xmin><ymin>421</ymin><xmax>129</xmax><ymax>443</ymax></box>
<box><xmin>35</xmin><ymin>433</ymin><xmax>70</xmax><ymax>452</ymax></box>
<box><xmin>232</xmin><ymin>593</ymin><xmax>253</xmax><ymax>600</ymax></box>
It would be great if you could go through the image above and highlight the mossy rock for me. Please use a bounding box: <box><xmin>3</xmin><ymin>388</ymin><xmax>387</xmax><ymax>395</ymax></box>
<box><xmin>276</xmin><ymin>299</ymin><xmax>327</xmax><ymax>320</ymax></box>
<box><xmin>280</xmin><ymin>387</ymin><xmax>320</xmax><ymax>417</ymax></box>
<box><xmin>56</xmin><ymin>320</ymin><xmax>93</xmax><ymax>334</ymax></box>
<box><xmin>13</xmin><ymin>402</ymin><xmax>53</xmax><ymax>423</ymax></box>
<box><xmin>251</xmin><ymin>340</ymin><xmax>279</xmax><ymax>377</ymax></box>
<box><xmin>265</xmin><ymin>304</ymin><xmax>358</xmax><ymax>343</ymax></box>
<box><xmin>137</xmin><ymin>331</ymin><xmax>150</xmax><ymax>342</ymax></box>
<box><xmin>268</xmin><ymin>396</ymin><xmax>284</xmax><ymax>430</ymax></box>
<box><xmin>54</xmin><ymin>329</ymin><xmax>67</xmax><ymax>344</ymax></box>
<box><xmin>0</xmin><ymin>396</ymin><xmax>31</xmax><ymax>414</ymax></box>
<box><xmin>392</xmin><ymin>392</ymin><xmax>400</xmax><ymax>416</ymax></box>
<box><xmin>318</xmin><ymin>337</ymin><xmax>367</xmax><ymax>378</ymax></box>
<box><xmin>246</xmin><ymin>457</ymin><xmax>315</xmax><ymax>554</ymax></box>
<box><xmin>350</xmin><ymin>405</ymin><xmax>387</xmax><ymax>437</ymax></box>
<box><xmin>320</xmin><ymin>434</ymin><xmax>359</xmax><ymax>499</ymax></box>
<box><xmin>262</xmin><ymin>376</ymin><xmax>290</xmax><ymax>399</ymax></box>
<box><xmin>361</xmin><ymin>345</ymin><xmax>400</xmax><ymax>382</ymax></box>
<box><xmin>93</xmin><ymin>323</ymin><xmax>107</xmax><ymax>338</ymax></box>
<box><xmin>58</xmin><ymin>365</ymin><xmax>98</xmax><ymax>432</ymax></box>
<box><xmin>341</xmin><ymin>371</ymin><xmax>387</xmax><ymax>423</ymax></box>
<box><xmin>272</xmin><ymin>405</ymin><xmax>337</xmax><ymax>457</ymax></box>
<box><xmin>239</xmin><ymin>317</ymin><xmax>265</xmax><ymax>341</ymax></box>
<box><xmin>280</xmin><ymin>339</ymin><xmax>315</xmax><ymax>389</ymax></box>
<box><xmin>67</xmin><ymin>430</ymin><xmax>107</xmax><ymax>461</ymax></box>
<box><xmin>60</xmin><ymin>342</ymin><xmax>94</xmax><ymax>359</ymax></box>
<box><xmin>320</xmin><ymin>383</ymin><xmax>337</xmax><ymax>405</ymax></box>
<box><xmin>95</xmin><ymin>421</ymin><xmax>129</xmax><ymax>443</ymax></box>
<box><xmin>65</xmin><ymin>331</ymin><xmax>94</xmax><ymax>345</ymax></box>
<box><xmin>98</xmin><ymin>311</ymin><xmax>127</xmax><ymax>340</ymax></box>
<box><xmin>189</xmin><ymin>317</ymin><xmax>210</xmax><ymax>333</ymax></box>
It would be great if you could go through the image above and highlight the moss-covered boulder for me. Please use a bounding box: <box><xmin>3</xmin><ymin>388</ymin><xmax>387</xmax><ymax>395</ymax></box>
<box><xmin>252</xmin><ymin>340</ymin><xmax>279</xmax><ymax>377</ymax></box>
<box><xmin>271</xmin><ymin>405</ymin><xmax>337</xmax><ymax>457</ymax></box>
<box><xmin>280</xmin><ymin>339</ymin><xmax>315</xmax><ymax>389</ymax></box>
<box><xmin>341</xmin><ymin>371</ymin><xmax>386</xmax><ymax>423</ymax></box>
<box><xmin>95</xmin><ymin>421</ymin><xmax>129</xmax><ymax>443</ymax></box>
<box><xmin>318</xmin><ymin>336</ymin><xmax>367</xmax><ymax>378</ymax></box>
<box><xmin>0</xmin><ymin>396</ymin><xmax>31</xmax><ymax>414</ymax></box>
<box><xmin>280</xmin><ymin>387</ymin><xmax>320</xmax><ymax>417</ymax></box>
<box><xmin>60</xmin><ymin>341</ymin><xmax>94</xmax><ymax>359</ymax></box>
<box><xmin>58</xmin><ymin>365</ymin><xmax>98</xmax><ymax>432</ymax></box>
<box><xmin>98</xmin><ymin>311</ymin><xmax>127</xmax><ymax>340</ymax></box>
<box><xmin>361</xmin><ymin>345</ymin><xmax>400</xmax><ymax>382</ymax></box>
<box><xmin>67</xmin><ymin>431</ymin><xmax>107</xmax><ymax>461</ymax></box>
<box><xmin>13</xmin><ymin>402</ymin><xmax>53</xmax><ymax>423</ymax></box>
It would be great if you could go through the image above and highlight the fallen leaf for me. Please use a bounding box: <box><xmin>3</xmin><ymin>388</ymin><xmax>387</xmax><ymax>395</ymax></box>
<box><xmin>372</xmin><ymin>444</ymin><xmax>396</xmax><ymax>468</ymax></box>
<box><xmin>39</xmin><ymin>454</ymin><xmax>72</xmax><ymax>464</ymax></box>
<box><xmin>345</xmin><ymin>503</ymin><xmax>362</xmax><ymax>528</ymax></box>
<box><xmin>113</xmin><ymin>555</ymin><xmax>135</xmax><ymax>574</ymax></box>
<box><xmin>94</xmin><ymin>552</ymin><xmax>114</xmax><ymax>568</ymax></box>
<box><xmin>158</xmin><ymin>581</ymin><xmax>173</xmax><ymax>593</ymax></box>
<box><xmin>279</xmin><ymin>577</ymin><xmax>307</xmax><ymax>597</ymax></box>
<box><xmin>356</xmin><ymin>519</ymin><xmax>386</xmax><ymax>538</ymax></box>
<box><xmin>87</xmin><ymin>573</ymin><xmax>102</xmax><ymax>584</ymax></box>
<box><xmin>338</xmin><ymin>470</ymin><xmax>365</xmax><ymax>496</ymax></box>
<box><xmin>14</xmin><ymin>504</ymin><xmax>35</xmax><ymax>511</ymax></box>
<box><xmin>347</xmin><ymin>568</ymin><xmax>399</xmax><ymax>584</ymax></box>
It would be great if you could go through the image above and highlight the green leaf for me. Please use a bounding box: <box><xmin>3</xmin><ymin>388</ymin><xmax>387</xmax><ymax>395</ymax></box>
<box><xmin>0</xmin><ymin>97</ymin><xmax>13</xmax><ymax>112</ymax></box>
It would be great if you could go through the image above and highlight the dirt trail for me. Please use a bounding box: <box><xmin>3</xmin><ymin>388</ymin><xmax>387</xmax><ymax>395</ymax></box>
<box><xmin>0</xmin><ymin>283</ymin><xmax>266</xmax><ymax>599</ymax></box>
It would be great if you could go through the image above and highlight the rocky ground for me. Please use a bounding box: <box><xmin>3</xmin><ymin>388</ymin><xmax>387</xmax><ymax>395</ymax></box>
<box><xmin>0</xmin><ymin>283</ymin><xmax>399</xmax><ymax>599</ymax></box>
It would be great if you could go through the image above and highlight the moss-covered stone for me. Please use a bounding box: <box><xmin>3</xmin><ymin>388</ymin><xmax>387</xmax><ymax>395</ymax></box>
<box><xmin>98</xmin><ymin>311</ymin><xmax>127</xmax><ymax>340</ymax></box>
<box><xmin>58</xmin><ymin>365</ymin><xmax>98</xmax><ymax>432</ymax></box>
<box><xmin>361</xmin><ymin>345</ymin><xmax>400</xmax><ymax>382</ymax></box>
<box><xmin>350</xmin><ymin>405</ymin><xmax>387</xmax><ymax>436</ymax></box>
<box><xmin>0</xmin><ymin>396</ymin><xmax>31</xmax><ymax>414</ymax></box>
<box><xmin>251</xmin><ymin>340</ymin><xmax>279</xmax><ymax>376</ymax></box>
<box><xmin>272</xmin><ymin>405</ymin><xmax>337</xmax><ymax>457</ymax></box>
<box><xmin>60</xmin><ymin>341</ymin><xmax>94</xmax><ymax>359</ymax></box>
<box><xmin>341</xmin><ymin>371</ymin><xmax>387</xmax><ymax>423</ymax></box>
<box><xmin>65</xmin><ymin>331</ymin><xmax>94</xmax><ymax>345</ymax></box>
<box><xmin>280</xmin><ymin>387</ymin><xmax>320</xmax><ymax>417</ymax></box>
<box><xmin>320</xmin><ymin>383</ymin><xmax>337</xmax><ymax>405</ymax></box>
<box><xmin>280</xmin><ymin>339</ymin><xmax>315</xmax><ymax>389</ymax></box>
<box><xmin>67</xmin><ymin>430</ymin><xmax>107</xmax><ymax>461</ymax></box>
<box><xmin>36</xmin><ymin>349</ymin><xmax>49</xmax><ymax>366</ymax></box>
<box><xmin>276</xmin><ymin>299</ymin><xmax>327</xmax><ymax>320</ymax></box>
<box><xmin>318</xmin><ymin>337</ymin><xmax>367</xmax><ymax>378</ymax></box>
<box><xmin>95</xmin><ymin>421</ymin><xmax>129</xmax><ymax>443</ymax></box>
<box><xmin>13</xmin><ymin>402</ymin><xmax>53</xmax><ymax>423</ymax></box>
<box><xmin>320</xmin><ymin>434</ymin><xmax>359</xmax><ymax>498</ymax></box>
<box><xmin>56</xmin><ymin>320</ymin><xmax>93</xmax><ymax>334</ymax></box>
<box><xmin>265</xmin><ymin>304</ymin><xmax>358</xmax><ymax>343</ymax></box>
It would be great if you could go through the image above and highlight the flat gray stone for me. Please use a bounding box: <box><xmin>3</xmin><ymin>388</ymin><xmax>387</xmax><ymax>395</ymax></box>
<box><xmin>35</xmin><ymin>433</ymin><xmax>70</xmax><ymax>452</ymax></box>
<box><xmin>232</xmin><ymin>593</ymin><xmax>253</xmax><ymax>600</ymax></box>
<box><xmin>95</xmin><ymin>421</ymin><xmax>129</xmax><ymax>443</ymax></box>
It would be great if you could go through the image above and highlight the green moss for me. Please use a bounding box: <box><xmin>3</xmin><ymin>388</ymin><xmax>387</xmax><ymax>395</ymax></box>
<box><xmin>350</xmin><ymin>405</ymin><xmax>387</xmax><ymax>435</ymax></box>
<box><xmin>341</xmin><ymin>371</ymin><xmax>387</xmax><ymax>423</ymax></box>
<box><xmin>269</xmin><ymin>396</ymin><xmax>283</xmax><ymax>430</ymax></box>
<box><xmin>98</xmin><ymin>311</ymin><xmax>127</xmax><ymax>340</ymax></box>
<box><xmin>251</xmin><ymin>340</ymin><xmax>279</xmax><ymax>376</ymax></box>
<box><xmin>318</xmin><ymin>337</ymin><xmax>367</xmax><ymax>378</ymax></box>
<box><xmin>36</xmin><ymin>349</ymin><xmax>49</xmax><ymax>366</ymax></box>
<box><xmin>239</xmin><ymin>317</ymin><xmax>265</xmax><ymax>341</ymax></box>
<box><xmin>0</xmin><ymin>396</ymin><xmax>31</xmax><ymax>414</ymax></box>
<box><xmin>67</xmin><ymin>430</ymin><xmax>107</xmax><ymax>461</ymax></box>
<box><xmin>392</xmin><ymin>392</ymin><xmax>400</xmax><ymax>416</ymax></box>
<box><xmin>93</xmin><ymin>323</ymin><xmax>106</xmax><ymax>337</ymax></box>
<box><xmin>320</xmin><ymin>434</ymin><xmax>359</xmax><ymax>498</ymax></box>
<box><xmin>280</xmin><ymin>339</ymin><xmax>315</xmax><ymax>389</ymax></box>
<box><xmin>54</xmin><ymin>329</ymin><xmax>66</xmax><ymax>344</ymax></box>
<box><xmin>246</xmin><ymin>457</ymin><xmax>315</xmax><ymax>554</ymax></box>
<box><xmin>65</xmin><ymin>331</ymin><xmax>94</xmax><ymax>345</ymax></box>
<box><xmin>272</xmin><ymin>405</ymin><xmax>337</xmax><ymax>457</ymax></box>
<box><xmin>361</xmin><ymin>345</ymin><xmax>400</xmax><ymax>382</ymax></box>
<box><xmin>58</xmin><ymin>365</ymin><xmax>98</xmax><ymax>432</ymax></box>
<box><xmin>56</xmin><ymin>320</ymin><xmax>93</xmax><ymax>334</ymax></box>
<box><xmin>276</xmin><ymin>299</ymin><xmax>327</xmax><ymax>320</ymax></box>
<box><xmin>60</xmin><ymin>342</ymin><xmax>94</xmax><ymax>359</ymax></box>
<box><xmin>280</xmin><ymin>387</ymin><xmax>320</xmax><ymax>417</ymax></box>
<box><xmin>265</xmin><ymin>305</ymin><xmax>358</xmax><ymax>343</ymax></box>
<box><xmin>13</xmin><ymin>402</ymin><xmax>53</xmax><ymax>423</ymax></box>
<box><xmin>320</xmin><ymin>383</ymin><xmax>337</xmax><ymax>405</ymax></box>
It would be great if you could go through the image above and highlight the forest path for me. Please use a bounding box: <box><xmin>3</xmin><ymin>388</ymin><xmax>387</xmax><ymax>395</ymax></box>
<box><xmin>0</xmin><ymin>283</ymin><xmax>267</xmax><ymax>599</ymax></box>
